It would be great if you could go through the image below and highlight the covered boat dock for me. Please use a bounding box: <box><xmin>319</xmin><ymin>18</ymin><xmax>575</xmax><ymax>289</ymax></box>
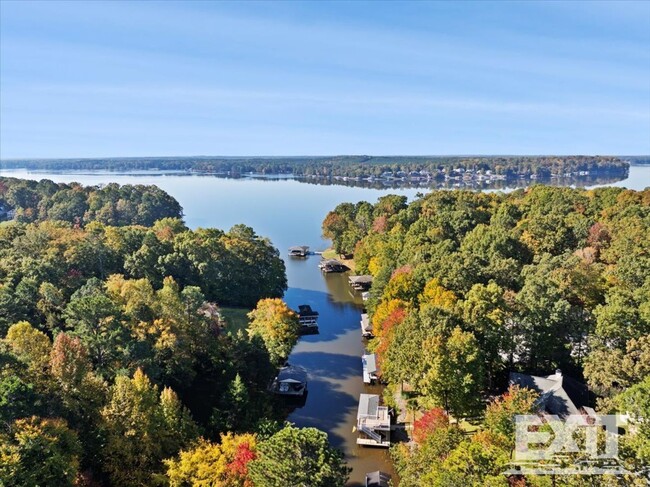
<box><xmin>362</xmin><ymin>353</ymin><xmax>379</xmax><ymax>384</ymax></box>
<box><xmin>365</xmin><ymin>471</ymin><xmax>391</xmax><ymax>487</ymax></box>
<box><xmin>297</xmin><ymin>304</ymin><xmax>319</xmax><ymax>334</ymax></box>
<box><xmin>288</xmin><ymin>245</ymin><xmax>310</xmax><ymax>257</ymax></box>
<box><xmin>269</xmin><ymin>365</ymin><xmax>308</xmax><ymax>396</ymax></box>
<box><xmin>349</xmin><ymin>275</ymin><xmax>373</xmax><ymax>291</ymax></box>
<box><xmin>356</xmin><ymin>393</ymin><xmax>391</xmax><ymax>447</ymax></box>
<box><xmin>360</xmin><ymin>313</ymin><xmax>373</xmax><ymax>338</ymax></box>
<box><xmin>319</xmin><ymin>258</ymin><xmax>348</xmax><ymax>273</ymax></box>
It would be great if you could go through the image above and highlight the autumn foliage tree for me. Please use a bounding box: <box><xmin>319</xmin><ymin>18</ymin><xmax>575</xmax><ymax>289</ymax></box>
<box><xmin>247</xmin><ymin>298</ymin><xmax>299</xmax><ymax>366</ymax></box>
<box><xmin>165</xmin><ymin>433</ymin><xmax>258</xmax><ymax>487</ymax></box>
<box><xmin>484</xmin><ymin>385</ymin><xmax>539</xmax><ymax>445</ymax></box>
<box><xmin>0</xmin><ymin>416</ymin><xmax>81</xmax><ymax>487</ymax></box>
<box><xmin>100</xmin><ymin>369</ymin><xmax>198</xmax><ymax>486</ymax></box>
<box><xmin>412</xmin><ymin>407</ymin><xmax>449</xmax><ymax>444</ymax></box>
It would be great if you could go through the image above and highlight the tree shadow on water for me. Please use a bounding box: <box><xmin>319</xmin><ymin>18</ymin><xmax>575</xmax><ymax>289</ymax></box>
<box><xmin>287</xmin><ymin>375</ymin><xmax>357</xmax><ymax>450</ymax></box>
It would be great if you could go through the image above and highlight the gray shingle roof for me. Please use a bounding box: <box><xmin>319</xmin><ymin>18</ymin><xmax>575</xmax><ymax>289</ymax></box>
<box><xmin>509</xmin><ymin>371</ymin><xmax>591</xmax><ymax>417</ymax></box>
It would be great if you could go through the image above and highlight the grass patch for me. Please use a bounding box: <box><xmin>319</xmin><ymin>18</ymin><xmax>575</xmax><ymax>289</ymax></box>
<box><xmin>321</xmin><ymin>248</ymin><xmax>338</xmax><ymax>259</ymax></box>
<box><xmin>458</xmin><ymin>419</ymin><xmax>482</xmax><ymax>434</ymax></box>
<box><xmin>221</xmin><ymin>307</ymin><xmax>251</xmax><ymax>334</ymax></box>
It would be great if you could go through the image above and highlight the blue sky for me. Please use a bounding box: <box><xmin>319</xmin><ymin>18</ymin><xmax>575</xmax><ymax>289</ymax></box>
<box><xmin>1</xmin><ymin>0</ymin><xmax>649</xmax><ymax>158</ymax></box>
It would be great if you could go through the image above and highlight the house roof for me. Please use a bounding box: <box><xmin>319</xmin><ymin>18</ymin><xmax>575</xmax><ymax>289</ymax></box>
<box><xmin>365</xmin><ymin>471</ymin><xmax>391</xmax><ymax>487</ymax></box>
<box><xmin>509</xmin><ymin>371</ymin><xmax>592</xmax><ymax>417</ymax></box>
<box><xmin>358</xmin><ymin>394</ymin><xmax>380</xmax><ymax>419</ymax></box>
<box><xmin>277</xmin><ymin>365</ymin><xmax>307</xmax><ymax>384</ymax></box>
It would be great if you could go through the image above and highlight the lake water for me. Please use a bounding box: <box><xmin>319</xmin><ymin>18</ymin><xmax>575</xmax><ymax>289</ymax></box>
<box><xmin>1</xmin><ymin>165</ymin><xmax>649</xmax><ymax>486</ymax></box>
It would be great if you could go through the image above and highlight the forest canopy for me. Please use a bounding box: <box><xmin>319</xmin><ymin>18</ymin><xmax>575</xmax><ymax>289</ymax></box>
<box><xmin>0</xmin><ymin>178</ymin><xmax>346</xmax><ymax>487</ymax></box>
<box><xmin>0</xmin><ymin>177</ymin><xmax>183</xmax><ymax>226</ymax></box>
<box><xmin>1</xmin><ymin>155</ymin><xmax>630</xmax><ymax>179</ymax></box>
<box><xmin>324</xmin><ymin>185</ymin><xmax>650</xmax><ymax>485</ymax></box>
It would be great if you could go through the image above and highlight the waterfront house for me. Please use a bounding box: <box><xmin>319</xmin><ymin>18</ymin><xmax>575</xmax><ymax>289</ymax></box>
<box><xmin>348</xmin><ymin>275</ymin><xmax>373</xmax><ymax>291</ymax></box>
<box><xmin>270</xmin><ymin>365</ymin><xmax>308</xmax><ymax>396</ymax></box>
<box><xmin>356</xmin><ymin>394</ymin><xmax>390</xmax><ymax>447</ymax></box>
<box><xmin>509</xmin><ymin>370</ymin><xmax>594</xmax><ymax>418</ymax></box>
<box><xmin>362</xmin><ymin>353</ymin><xmax>379</xmax><ymax>384</ymax></box>
<box><xmin>289</xmin><ymin>245</ymin><xmax>310</xmax><ymax>257</ymax></box>
<box><xmin>365</xmin><ymin>471</ymin><xmax>391</xmax><ymax>487</ymax></box>
<box><xmin>360</xmin><ymin>313</ymin><xmax>373</xmax><ymax>338</ymax></box>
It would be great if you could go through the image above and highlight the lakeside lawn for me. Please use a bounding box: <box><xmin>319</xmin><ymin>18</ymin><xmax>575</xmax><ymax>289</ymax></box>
<box><xmin>221</xmin><ymin>307</ymin><xmax>251</xmax><ymax>334</ymax></box>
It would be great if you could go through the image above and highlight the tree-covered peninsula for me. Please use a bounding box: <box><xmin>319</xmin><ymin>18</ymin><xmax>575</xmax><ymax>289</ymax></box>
<box><xmin>0</xmin><ymin>179</ymin><xmax>348</xmax><ymax>486</ymax></box>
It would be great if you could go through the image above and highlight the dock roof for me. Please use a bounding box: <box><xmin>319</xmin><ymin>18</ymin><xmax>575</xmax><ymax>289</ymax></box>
<box><xmin>349</xmin><ymin>275</ymin><xmax>373</xmax><ymax>285</ymax></box>
<box><xmin>277</xmin><ymin>365</ymin><xmax>307</xmax><ymax>384</ymax></box>
<box><xmin>289</xmin><ymin>245</ymin><xmax>309</xmax><ymax>251</ymax></box>
<box><xmin>362</xmin><ymin>353</ymin><xmax>377</xmax><ymax>374</ymax></box>
<box><xmin>361</xmin><ymin>314</ymin><xmax>372</xmax><ymax>334</ymax></box>
<box><xmin>365</xmin><ymin>471</ymin><xmax>391</xmax><ymax>487</ymax></box>
<box><xmin>358</xmin><ymin>393</ymin><xmax>380</xmax><ymax>419</ymax></box>
<box><xmin>297</xmin><ymin>305</ymin><xmax>319</xmax><ymax>317</ymax></box>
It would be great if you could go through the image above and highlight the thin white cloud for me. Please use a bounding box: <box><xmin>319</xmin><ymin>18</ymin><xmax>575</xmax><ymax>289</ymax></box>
<box><xmin>18</xmin><ymin>83</ymin><xmax>650</xmax><ymax>121</ymax></box>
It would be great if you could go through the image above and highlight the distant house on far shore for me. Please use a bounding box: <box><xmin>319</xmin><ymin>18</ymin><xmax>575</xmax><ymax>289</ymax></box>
<box><xmin>509</xmin><ymin>369</ymin><xmax>594</xmax><ymax>418</ymax></box>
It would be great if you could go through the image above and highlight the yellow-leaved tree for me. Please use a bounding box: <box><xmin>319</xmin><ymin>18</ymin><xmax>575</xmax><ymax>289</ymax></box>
<box><xmin>247</xmin><ymin>298</ymin><xmax>299</xmax><ymax>366</ymax></box>
<box><xmin>165</xmin><ymin>433</ymin><xmax>258</xmax><ymax>487</ymax></box>
<box><xmin>100</xmin><ymin>369</ymin><xmax>198</xmax><ymax>486</ymax></box>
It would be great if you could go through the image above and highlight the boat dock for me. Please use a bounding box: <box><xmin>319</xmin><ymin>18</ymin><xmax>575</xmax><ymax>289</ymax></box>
<box><xmin>349</xmin><ymin>275</ymin><xmax>373</xmax><ymax>291</ymax></box>
<box><xmin>288</xmin><ymin>245</ymin><xmax>310</xmax><ymax>257</ymax></box>
<box><xmin>319</xmin><ymin>258</ymin><xmax>349</xmax><ymax>273</ymax></box>
<box><xmin>296</xmin><ymin>304</ymin><xmax>319</xmax><ymax>335</ymax></box>
<box><xmin>356</xmin><ymin>393</ymin><xmax>391</xmax><ymax>447</ymax></box>
<box><xmin>269</xmin><ymin>364</ymin><xmax>308</xmax><ymax>396</ymax></box>
<box><xmin>362</xmin><ymin>353</ymin><xmax>379</xmax><ymax>384</ymax></box>
<box><xmin>360</xmin><ymin>313</ymin><xmax>373</xmax><ymax>338</ymax></box>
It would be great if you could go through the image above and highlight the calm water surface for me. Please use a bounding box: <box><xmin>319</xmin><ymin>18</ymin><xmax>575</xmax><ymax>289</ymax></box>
<box><xmin>2</xmin><ymin>165</ymin><xmax>649</xmax><ymax>486</ymax></box>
